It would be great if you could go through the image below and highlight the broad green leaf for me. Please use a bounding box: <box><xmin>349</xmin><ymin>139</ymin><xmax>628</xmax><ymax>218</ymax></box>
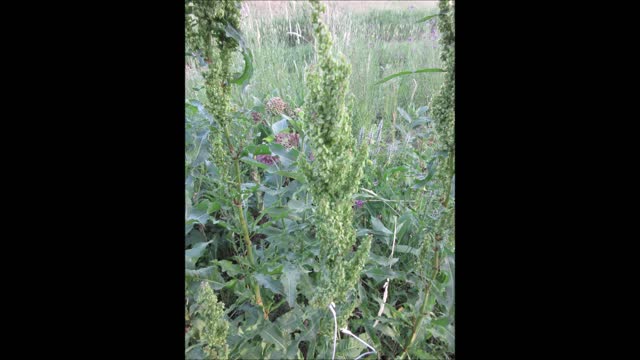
<box><xmin>185</xmin><ymin>267</ymin><xmax>226</xmax><ymax>290</ymax></box>
<box><xmin>432</xmin><ymin>316</ymin><xmax>451</xmax><ymax>328</ymax></box>
<box><xmin>281</xmin><ymin>263</ymin><xmax>302</xmax><ymax>308</ymax></box>
<box><xmin>375</xmin><ymin>68</ymin><xmax>445</xmax><ymax>85</ymax></box>
<box><xmin>185</xmin><ymin>265</ymin><xmax>213</xmax><ymax>277</ymax></box>
<box><xmin>337</xmin><ymin>337</ymin><xmax>366</xmax><ymax>359</ymax></box>
<box><xmin>397</xmin><ymin>107</ymin><xmax>413</xmax><ymax>123</ymax></box>
<box><xmin>260</xmin><ymin>323</ymin><xmax>288</xmax><ymax>351</ymax></box>
<box><xmin>377</xmin><ymin>324</ymin><xmax>400</xmax><ymax>343</ymax></box>
<box><xmin>287</xmin><ymin>199</ymin><xmax>308</xmax><ymax>213</ymax></box>
<box><xmin>427</xmin><ymin>325</ymin><xmax>455</xmax><ymax>352</ymax></box>
<box><xmin>273</xmin><ymin>170</ymin><xmax>303</xmax><ymax>180</ymax></box>
<box><xmin>254</xmin><ymin>273</ymin><xmax>284</xmax><ymax>295</ymax></box>
<box><xmin>271</xmin><ymin>118</ymin><xmax>288</xmax><ymax>135</ymax></box>
<box><xmin>257</xmin><ymin>226</ymin><xmax>285</xmax><ymax>237</ymax></box>
<box><xmin>215</xmin><ymin>260</ymin><xmax>241</xmax><ymax>277</ymax></box>
<box><xmin>269</xmin><ymin>143</ymin><xmax>299</xmax><ymax>167</ymax></box>
<box><xmin>417</xmin><ymin>13</ymin><xmax>440</xmax><ymax>23</ymax></box>
<box><xmin>246</xmin><ymin>144</ymin><xmax>271</xmax><ymax>155</ymax></box>
<box><xmin>241</xmin><ymin>182</ymin><xmax>259</xmax><ymax>192</ymax></box>
<box><xmin>286</xmin><ymin>337</ymin><xmax>303</xmax><ymax>359</ymax></box>
<box><xmin>276</xmin><ymin>308</ymin><xmax>304</xmax><ymax>333</ymax></box>
<box><xmin>363</xmin><ymin>324</ymin><xmax>382</xmax><ymax>353</ymax></box>
<box><xmin>189</xmin><ymin>129</ymin><xmax>210</xmax><ymax>167</ymax></box>
<box><xmin>267</xmin><ymin>264</ymin><xmax>285</xmax><ymax>275</ymax></box>
<box><xmin>260</xmin><ymin>185</ymin><xmax>288</xmax><ymax>196</ymax></box>
<box><xmin>185</xmin><ymin>240</ymin><xmax>213</xmax><ymax>269</ymax></box>
<box><xmin>357</xmin><ymin>228</ymin><xmax>372</xmax><ymax>237</ymax></box>
<box><xmin>240</xmin><ymin>156</ymin><xmax>269</xmax><ymax>169</ymax></box>
<box><xmin>186</xmin><ymin>200</ymin><xmax>211</xmax><ymax>225</ymax></box>
<box><xmin>185</xmin><ymin>344</ymin><xmax>206</xmax><ymax>359</ymax></box>
<box><xmin>364</xmin><ymin>266</ymin><xmax>399</xmax><ymax>283</ymax></box>
<box><xmin>185</xmin><ymin>228</ymin><xmax>206</xmax><ymax>247</ymax></box>
<box><xmin>207</xmin><ymin>201</ymin><xmax>221</xmax><ymax>214</ymax></box>
<box><xmin>371</xmin><ymin>216</ymin><xmax>393</xmax><ymax>235</ymax></box>
<box><xmin>368</xmin><ymin>253</ymin><xmax>399</xmax><ymax>267</ymax></box>
<box><xmin>396</xmin><ymin>214</ymin><xmax>413</xmax><ymax>241</ymax></box>
<box><xmin>185</xmin><ymin>100</ymin><xmax>213</xmax><ymax>125</ymax></box>
<box><xmin>394</xmin><ymin>245</ymin><xmax>420</xmax><ymax>257</ymax></box>
<box><xmin>269</xmin><ymin>350</ymin><xmax>287</xmax><ymax>360</ymax></box>
<box><xmin>269</xmin><ymin>144</ymin><xmax>300</xmax><ymax>162</ymax></box>
<box><xmin>234</xmin><ymin>343</ymin><xmax>263</xmax><ymax>359</ymax></box>
<box><xmin>300</xmin><ymin>308</ymin><xmax>323</xmax><ymax>342</ymax></box>
<box><xmin>230</xmin><ymin>49</ymin><xmax>254</xmax><ymax>90</ymax></box>
<box><xmin>384</xmin><ymin>166</ymin><xmax>408</xmax><ymax>179</ymax></box>
<box><xmin>411</xmin><ymin>118</ymin><xmax>430</xmax><ymax>128</ymax></box>
<box><xmin>185</xmin><ymin>102</ymin><xmax>198</xmax><ymax>117</ymax></box>
<box><xmin>264</xmin><ymin>206</ymin><xmax>290</xmax><ymax>220</ymax></box>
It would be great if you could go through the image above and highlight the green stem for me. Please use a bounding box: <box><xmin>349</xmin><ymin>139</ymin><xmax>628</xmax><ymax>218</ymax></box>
<box><xmin>223</xmin><ymin>124</ymin><xmax>255</xmax><ymax>265</ymax></box>
<box><xmin>402</xmin><ymin>244</ymin><xmax>440</xmax><ymax>358</ymax></box>
<box><xmin>443</xmin><ymin>148</ymin><xmax>455</xmax><ymax>209</ymax></box>
<box><xmin>404</xmin><ymin>153</ymin><xmax>453</xmax><ymax>358</ymax></box>
<box><xmin>221</xmin><ymin>122</ymin><xmax>266</xmax><ymax>317</ymax></box>
<box><xmin>402</xmin><ymin>150</ymin><xmax>453</xmax><ymax>357</ymax></box>
<box><xmin>253</xmin><ymin>170</ymin><xmax>264</xmax><ymax>213</ymax></box>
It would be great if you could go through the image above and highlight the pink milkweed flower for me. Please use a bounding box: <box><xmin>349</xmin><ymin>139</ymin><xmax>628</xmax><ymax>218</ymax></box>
<box><xmin>256</xmin><ymin>154</ymin><xmax>278</xmax><ymax>165</ymax></box>
<box><xmin>275</xmin><ymin>132</ymin><xmax>300</xmax><ymax>149</ymax></box>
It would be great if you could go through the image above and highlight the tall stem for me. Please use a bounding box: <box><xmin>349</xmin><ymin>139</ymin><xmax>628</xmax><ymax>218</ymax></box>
<box><xmin>222</xmin><ymin>122</ymin><xmax>266</xmax><ymax>317</ymax></box>
<box><xmin>402</xmin><ymin>243</ymin><xmax>439</xmax><ymax>358</ymax></box>
<box><xmin>403</xmin><ymin>149</ymin><xmax>452</xmax><ymax>357</ymax></box>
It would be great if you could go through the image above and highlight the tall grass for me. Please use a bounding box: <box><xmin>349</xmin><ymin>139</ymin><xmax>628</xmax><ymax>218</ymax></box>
<box><xmin>186</xmin><ymin>1</ymin><xmax>444</xmax><ymax>137</ymax></box>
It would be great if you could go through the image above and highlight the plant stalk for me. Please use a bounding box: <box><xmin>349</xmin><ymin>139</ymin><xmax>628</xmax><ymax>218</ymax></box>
<box><xmin>402</xmin><ymin>148</ymin><xmax>452</xmax><ymax>356</ymax></box>
<box><xmin>222</xmin><ymin>122</ymin><xmax>267</xmax><ymax>318</ymax></box>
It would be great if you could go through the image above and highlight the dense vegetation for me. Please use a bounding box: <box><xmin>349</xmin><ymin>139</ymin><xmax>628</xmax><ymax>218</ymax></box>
<box><xmin>185</xmin><ymin>1</ymin><xmax>455</xmax><ymax>359</ymax></box>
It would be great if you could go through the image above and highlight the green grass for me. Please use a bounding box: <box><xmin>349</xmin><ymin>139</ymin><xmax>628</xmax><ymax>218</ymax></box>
<box><xmin>186</xmin><ymin>2</ymin><xmax>444</xmax><ymax>137</ymax></box>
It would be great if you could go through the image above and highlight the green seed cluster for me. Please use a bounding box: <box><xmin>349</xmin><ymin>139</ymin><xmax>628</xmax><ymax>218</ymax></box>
<box><xmin>430</xmin><ymin>0</ymin><xmax>455</xmax><ymax>150</ymax></box>
<box><xmin>302</xmin><ymin>0</ymin><xmax>372</xmax><ymax>310</ymax></box>
<box><xmin>197</xmin><ymin>281</ymin><xmax>229</xmax><ymax>360</ymax></box>
<box><xmin>185</xmin><ymin>0</ymin><xmax>241</xmax><ymax>125</ymax></box>
<box><xmin>432</xmin><ymin>0</ymin><xmax>455</xmax><ymax>244</ymax></box>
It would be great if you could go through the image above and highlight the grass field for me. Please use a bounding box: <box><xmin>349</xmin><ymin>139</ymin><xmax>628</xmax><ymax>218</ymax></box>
<box><xmin>186</xmin><ymin>0</ymin><xmax>444</xmax><ymax>136</ymax></box>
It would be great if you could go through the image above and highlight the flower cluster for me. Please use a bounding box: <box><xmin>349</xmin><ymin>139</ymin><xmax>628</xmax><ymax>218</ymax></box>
<box><xmin>275</xmin><ymin>132</ymin><xmax>300</xmax><ymax>149</ymax></box>
<box><xmin>266</xmin><ymin>97</ymin><xmax>287</xmax><ymax>115</ymax></box>
<box><xmin>256</xmin><ymin>154</ymin><xmax>278</xmax><ymax>165</ymax></box>
<box><xmin>251</xmin><ymin>111</ymin><xmax>263</xmax><ymax>123</ymax></box>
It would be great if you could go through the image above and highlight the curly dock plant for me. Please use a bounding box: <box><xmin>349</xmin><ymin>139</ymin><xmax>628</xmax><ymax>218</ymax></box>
<box><xmin>301</xmin><ymin>0</ymin><xmax>372</xmax><ymax>313</ymax></box>
<box><xmin>430</xmin><ymin>0</ymin><xmax>455</xmax><ymax>239</ymax></box>
<box><xmin>185</xmin><ymin>0</ymin><xmax>266</xmax><ymax>317</ymax></box>
<box><xmin>403</xmin><ymin>0</ymin><xmax>455</xmax><ymax>356</ymax></box>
